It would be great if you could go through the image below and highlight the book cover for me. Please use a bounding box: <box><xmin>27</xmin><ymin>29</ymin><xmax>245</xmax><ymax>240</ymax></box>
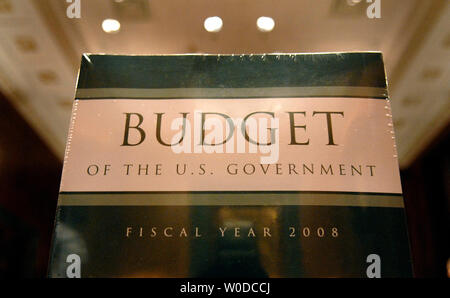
<box><xmin>48</xmin><ymin>53</ymin><xmax>413</xmax><ymax>277</ymax></box>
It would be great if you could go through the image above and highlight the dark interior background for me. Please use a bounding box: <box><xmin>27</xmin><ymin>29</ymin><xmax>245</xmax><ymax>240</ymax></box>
<box><xmin>401</xmin><ymin>124</ymin><xmax>450</xmax><ymax>277</ymax></box>
<box><xmin>0</xmin><ymin>92</ymin><xmax>61</xmax><ymax>278</ymax></box>
<box><xmin>0</xmin><ymin>89</ymin><xmax>448</xmax><ymax>278</ymax></box>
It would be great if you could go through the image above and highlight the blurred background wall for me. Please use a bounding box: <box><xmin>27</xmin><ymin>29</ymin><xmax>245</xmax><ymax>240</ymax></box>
<box><xmin>0</xmin><ymin>91</ymin><xmax>61</xmax><ymax>277</ymax></box>
<box><xmin>0</xmin><ymin>0</ymin><xmax>448</xmax><ymax>277</ymax></box>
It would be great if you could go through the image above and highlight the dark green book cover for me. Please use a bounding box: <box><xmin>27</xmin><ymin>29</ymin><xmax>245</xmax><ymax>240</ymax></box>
<box><xmin>48</xmin><ymin>53</ymin><xmax>413</xmax><ymax>277</ymax></box>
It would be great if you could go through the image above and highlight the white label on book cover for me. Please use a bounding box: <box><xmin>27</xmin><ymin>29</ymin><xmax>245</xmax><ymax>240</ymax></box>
<box><xmin>60</xmin><ymin>97</ymin><xmax>401</xmax><ymax>193</ymax></box>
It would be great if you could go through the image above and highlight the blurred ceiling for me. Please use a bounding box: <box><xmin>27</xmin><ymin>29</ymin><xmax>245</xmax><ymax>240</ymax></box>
<box><xmin>0</xmin><ymin>0</ymin><xmax>448</xmax><ymax>168</ymax></box>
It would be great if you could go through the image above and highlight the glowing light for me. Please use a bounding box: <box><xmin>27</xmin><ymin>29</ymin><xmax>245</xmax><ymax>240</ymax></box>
<box><xmin>102</xmin><ymin>19</ymin><xmax>121</xmax><ymax>33</ymax></box>
<box><xmin>204</xmin><ymin>16</ymin><xmax>223</xmax><ymax>33</ymax></box>
<box><xmin>347</xmin><ymin>0</ymin><xmax>362</xmax><ymax>6</ymax></box>
<box><xmin>256</xmin><ymin>16</ymin><xmax>275</xmax><ymax>32</ymax></box>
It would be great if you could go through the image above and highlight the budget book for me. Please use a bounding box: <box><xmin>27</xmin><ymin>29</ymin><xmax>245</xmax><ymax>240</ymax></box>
<box><xmin>48</xmin><ymin>53</ymin><xmax>413</xmax><ymax>278</ymax></box>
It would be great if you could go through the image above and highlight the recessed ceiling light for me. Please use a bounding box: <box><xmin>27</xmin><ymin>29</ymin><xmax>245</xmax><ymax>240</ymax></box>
<box><xmin>204</xmin><ymin>16</ymin><xmax>223</xmax><ymax>33</ymax></box>
<box><xmin>102</xmin><ymin>19</ymin><xmax>121</xmax><ymax>33</ymax></box>
<box><xmin>346</xmin><ymin>0</ymin><xmax>362</xmax><ymax>6</ymax></box>
<box><xmin>256</xmin><ymin>16</ymin><xmax>275</xmax><ymax>32</ymax></box>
